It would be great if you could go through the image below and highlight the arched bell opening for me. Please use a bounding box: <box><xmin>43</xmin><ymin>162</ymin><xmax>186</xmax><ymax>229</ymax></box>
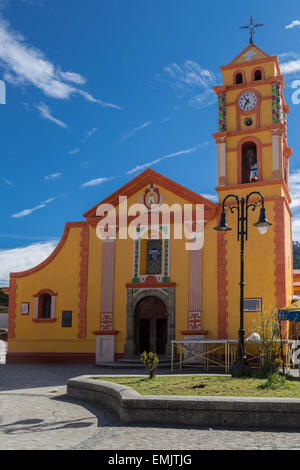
<box><xmin>242</xmin><ymin>142</ymin><xmax>258</xmax><ymax>184</ymax></box>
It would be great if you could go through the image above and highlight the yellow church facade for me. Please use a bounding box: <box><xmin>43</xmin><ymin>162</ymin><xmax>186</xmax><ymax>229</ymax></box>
<box><xmin>7</xmin><ymin>44</ymin><xmax>294</xmax><ymax>363</ymax></box>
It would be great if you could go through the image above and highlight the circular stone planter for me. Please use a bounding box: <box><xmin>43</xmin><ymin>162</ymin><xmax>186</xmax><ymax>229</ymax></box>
<box><xmin>67</xmin><ymin>376</ymin><xmax>300</xmax><ymax>429</ymax></box>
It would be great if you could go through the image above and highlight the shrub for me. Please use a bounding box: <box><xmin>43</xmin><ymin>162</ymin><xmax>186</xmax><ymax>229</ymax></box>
<box><xmin>251</xmin><ymin>306</ymin><xmax>284</xmax><ymax>378</ymax></box>
<box><xmin>258</xmin><ymin>373</ymin><xmax>290</xmax><ymax>391</ymax></box>
<box><xmin>140</xmin><ymin>351</ymin><xmax>159</xmax><ymax>379</ymax></box>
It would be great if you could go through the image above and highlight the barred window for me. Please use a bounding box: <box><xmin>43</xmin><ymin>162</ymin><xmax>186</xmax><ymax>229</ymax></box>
<box><xmin>244</xmin><ymin>298</ymin><xmax>262</xmax><ymax>312</ymax></box>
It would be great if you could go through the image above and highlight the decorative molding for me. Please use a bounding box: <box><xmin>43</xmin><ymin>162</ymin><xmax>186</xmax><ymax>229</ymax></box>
<box><xmin>92</xmin><ymin>330</ymin><xmax>118</xmax><ymax>335</ymax></box>
<box><xmin>217</xmin><ymin>229</ymin><xmax>228</xmax><ymax>339</ymax></box>
<box><xmin>188</xmin><ymin>248</ymin><xmax>203</xmax><ymax>331</ymax></box>
<box><xmin>132</xmin><ymin>226</ymin><xmax>170</xmax><ymax>284</ymax></box>
<box><xmin>213</xmin><ymin>122</ymin><xmax>286</xmax><ymax>141</ymax></box>
<box><xmin>272</xmin><ymin>82</ymin><xmax>283</xmax><ymax>124</ymax></box>
<box><xmin>215</xmin><ymin>180</ymin><xmax>292</xmax><ymax>206</ymax></box>
<box><xmin>8</xmin><ymin>278</ymin><xmax>16</xmax><ymax>339</ymax></box>
<box><xmin>78</xmin><ymin>224</ymin><xmax>89</xmax><ymax>338</ymax></box>
<box><xmin>218</xmin><ymin>92</ymin><xmax>226</xmax><ymax>132</ymax></box>
<box><xmin>33</xmin><ymin>289</ymin><xmax>58</xmax><ymax>297</ymax></box>
<box><xmin>126</xmin><ymin>282</ymin><xmax>176</xmax><ymax>289</ymax></box>
<box><xmin>188</xmin><ymin>312</ymin><xmax>202</xmax><ymax>331</ymax></box>
<box><xmin>139</xmin><ymin>183</ymin><xmax>165</xmax><ymax>210</ymax></box>
<box><xmin>83</xmin><ymin>168</ymin><xmax>217</xmax><ymax>219</ymax></box>
<box><xmin>100</xmin><ymin>312</ymin><xmax>113</xmax><ymax>331</ymax></box>
<box><xmin>181</xmin><ymin>330</ymin><xmax>208</xmax><ymax>336</ymax></box>
<box><xmin>100</xmin><ymin>239</ymin><xmax>115</xmax><ymax>332</ymax></box>
<box><xmin>218</xmin><ymin>138</ymin><xmax>226</xmax><ymax>186</ymax></box>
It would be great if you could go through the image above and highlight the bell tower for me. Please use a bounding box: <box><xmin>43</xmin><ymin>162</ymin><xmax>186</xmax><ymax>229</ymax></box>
<box><xmin>213</xmin><ymin>43</ymin><xmax>292</xmax><ymax>190</ymax></box>
<box><xmin>213</xmin><ymin>43</ymin><xmax>294</xmax><ymax>339</ymax></box>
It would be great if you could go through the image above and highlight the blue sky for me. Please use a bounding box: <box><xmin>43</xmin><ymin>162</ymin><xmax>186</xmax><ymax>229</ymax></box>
<box><xmin>1</xmin><ymin>0</ymin><xmax>300</xmax><ymax>285</ymax></box>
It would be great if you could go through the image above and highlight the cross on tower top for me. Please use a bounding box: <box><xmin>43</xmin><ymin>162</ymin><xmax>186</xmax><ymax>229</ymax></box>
<box><xmin>241</xmin><ymin>16</ymin><xmax>264</xmax><ymax>44</ymax></box>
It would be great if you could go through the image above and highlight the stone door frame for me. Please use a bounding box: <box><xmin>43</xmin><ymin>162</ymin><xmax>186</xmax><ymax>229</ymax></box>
<box><xmin>124</xmin><ymin>287</ymin><xmax>175</xmax><ymax>358</ymax></box>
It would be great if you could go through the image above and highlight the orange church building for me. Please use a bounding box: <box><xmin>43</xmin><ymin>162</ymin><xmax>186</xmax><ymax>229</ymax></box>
<box><xmin>7</xmin><ymin>43</ymin><xmax>294</xmax><ymax>363</ymax></box>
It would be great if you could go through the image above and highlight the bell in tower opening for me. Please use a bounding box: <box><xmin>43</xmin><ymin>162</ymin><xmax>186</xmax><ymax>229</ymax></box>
<box><xmin>242</xmin><ymin>142</ymin><xmax>258</xmax><ymax>184</ymax></box>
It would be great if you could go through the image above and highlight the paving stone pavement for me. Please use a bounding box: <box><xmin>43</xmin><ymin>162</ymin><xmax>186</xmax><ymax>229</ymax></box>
<box><xmin>1</xmin><ymin>341</ymin><xmax>300</xmax><ymax>450</ymax></box>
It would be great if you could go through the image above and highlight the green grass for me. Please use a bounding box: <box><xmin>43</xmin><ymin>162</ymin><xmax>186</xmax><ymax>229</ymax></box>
<box><xmin>90</xmin><ymin>375</ymin><xmax>300</xmax><ymax>398</ymax></box>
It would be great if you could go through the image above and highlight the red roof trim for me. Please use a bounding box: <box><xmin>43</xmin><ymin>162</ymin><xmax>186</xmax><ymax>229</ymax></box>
<box><xmin>83</xmin><ymin>168</ymin><xmax>217</xmax><ymax>218</ymax></box>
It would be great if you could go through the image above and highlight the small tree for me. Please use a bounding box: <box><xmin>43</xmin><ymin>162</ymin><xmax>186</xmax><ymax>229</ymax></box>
<box><xmin>251</xmin><ymin>306</ymin><xmax>283</xmax><ymax>378</ymax></box>
<box><xmin>140</xmin><ymin>351</ymin><xmax>159</xmax><ymax>379</ymax></box>
<box><xmin>0</xmin><ymin>289</ymin><xmax>8</xmax><ymax>307</ymax></box>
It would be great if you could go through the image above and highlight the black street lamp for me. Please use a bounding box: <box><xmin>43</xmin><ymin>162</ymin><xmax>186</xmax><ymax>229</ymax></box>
<box><xmin>214</xmin><ymin>191</ymin><xmax>272</xmax><ymax>377</ymax></box>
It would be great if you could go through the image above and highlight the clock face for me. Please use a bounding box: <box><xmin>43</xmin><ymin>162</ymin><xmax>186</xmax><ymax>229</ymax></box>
<box><xmin>239</xmin><ymin>92</ymin><xmax>257</xmax><ymax>111</ymax></box>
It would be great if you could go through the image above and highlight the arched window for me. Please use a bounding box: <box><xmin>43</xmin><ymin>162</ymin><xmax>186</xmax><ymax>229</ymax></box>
<box><xmin>39</xmin><ymin>294</ymin><xmax>51</xmax><ymax>318</ymax></box>
<box><xmin>253</xmin><ymin>69</ymin><xmax>263</xmax><ymax>81</ymax></box>
<box><xmin>33</xmin><ymin>289</ymin><xmax>57</xmax><ymax>321</ymax></box>
<box><xmin>242</xmin><ymin>142</ymin><xmax>258</xmax><ymax>184</ymax></box>
<box><xmin>235</xmin><ymin>72</ymin><xmax>243</xmax><ymax>84</ymax></box>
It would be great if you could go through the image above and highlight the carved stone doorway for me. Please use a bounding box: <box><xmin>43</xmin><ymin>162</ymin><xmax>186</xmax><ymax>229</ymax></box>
<box><xmin>124</xmin><ymin>287</ymin><xmax>175</xmax><ymax>358</ymax></box>
<box><xmin>135</xmin><ymin>296</ymin><xmax>167</xmax><ymax>354</ymax></box>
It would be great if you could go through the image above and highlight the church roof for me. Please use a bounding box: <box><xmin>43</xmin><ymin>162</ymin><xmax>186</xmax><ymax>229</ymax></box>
<box><xmin>220</xmin><ymin>44</ymin><xmax>281</xmax><ymax>75</ymax></box>
<box><xmin>230</xmin><ymin>44</ymin><xmax>271</xmax><ymax>64</ymax></box>
<box><xmin>83</xmin><ymin>168</ymin><xmax>218</xmax><ymax>219</ymax></box>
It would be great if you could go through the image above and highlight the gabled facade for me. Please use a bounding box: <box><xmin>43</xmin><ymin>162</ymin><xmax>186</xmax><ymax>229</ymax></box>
<box><xmin>7</xmin><ymin>44</ymin><xmax>294</xmax><ymax>363</ymax></box>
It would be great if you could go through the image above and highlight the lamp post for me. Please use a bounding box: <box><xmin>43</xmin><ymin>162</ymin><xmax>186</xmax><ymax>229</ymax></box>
<box><xmin>214</xmin><ymin>191</ymin><xmax>272</xmax><ymax>377</ymax></box>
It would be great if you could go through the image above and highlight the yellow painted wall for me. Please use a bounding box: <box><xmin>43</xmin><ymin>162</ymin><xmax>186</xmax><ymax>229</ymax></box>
<box><xmin>8</xmin><ymin>226</ymin><xmax>84</xmax><ymax>353</ymax></box>
<box><xmin>224</xmin><ymin>200</ymin><xmax>277</xmax><ymax>340</ymax></box>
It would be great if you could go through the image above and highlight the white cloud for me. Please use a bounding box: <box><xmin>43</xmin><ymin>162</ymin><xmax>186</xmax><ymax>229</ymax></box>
<box><xmin>69</xmin><ymin>148</ymin><xmax>80</xmax><ymax>155</ymax></box>
<box><xmin>0</xmin><ymin>240</ymin><xmax>58</xmax><ymax>286</ymax></box>
<box><xmin>201</xmin><ymin>193</ymin><xmax>218</xmax><ymax>202</ymax></box>
<box><xmin>292</xmin><ymin>217</ymin><xmax>300</xmax><ymax>242</ymax></box>
<box><xmin>81</xmin><ymin>177</ymin><xmax>111</xmax><ymax>188</ymax></box>
<box><xmin>127</xmin><ymin>142</ymin><xmax>208</xmax><ymax>175</ymax></box>
<box><xmin>280</xmin><ymin>59</ymin><xmax>300</xmax><ymax>75</ymax></box>
<box><xmin>289</xmin><ymin>170</ymin><xmax>300</xmax><ymax>209</ymax></box>
<box><xmin>41</xmin><ymin>198</ymin><xmax>54</xmax><ymax>204</ymax></box>
<box><xmin>0</xmin><ymin>17</ymin><xmax>122</xmax><ymax>108</ymax></box>
<box><xmin>81</xmin><ymin>127</ymin><xmax>98</xmax><ymax>143</ymax></box>
<box><xmin>44</xmin><ymin>172</ymin><xmax>62</xmax><ymax>181</ymax></box>
<box><xmin>161</xmin><ymin>59</ymin><xmax>217</xmax><ymax>108</ymax></box>
<box><xmin>121</xmin><ymin>121</ymin><xmax>152</xmax><ymax>142</ymax></box>
<box><xmin>60</xmin><ymin>71</ymin><xmax>86</xmax><ymax>85</ymax></box>
<box><xmin>1</xmin><ymin>178</ymin><xmax>13</xmax><ymax>186</ymax></box>
<box><xmin>11</xmin><ymin>197</ymin><xmax>54</xmax><ymax>218</ymax></box>
<box><xmin>36</xmin><ymin>102</ymin><xmax>68</xmax><ymax>128</ymax></box>
<box><xmin>80</xmin><ymin>161</ymin><xmax>92</xmax><ymax>168</ymax></box>
<box><xmin>164</xmin><ymin>60</ymin><xmax>215</xmax><ymax>88</ymax></box>
<box><xmin>290</xmin><ymin>170</ymin><xmax>300</xmax><ymax>242</ymax></box>
<box><xmin>78</xmin><ymin>90</ymin><xmax>122</xmax><ymax>110</ymax></box>
<box><xmin>286</xmin><ymin>20</ymin><xmax>300</xmax><ymax>29</ymax></box>
<box><xmin>189</xmin><ymin>91</ymin><xmax>216</xmax><ymax>109</ymax></box>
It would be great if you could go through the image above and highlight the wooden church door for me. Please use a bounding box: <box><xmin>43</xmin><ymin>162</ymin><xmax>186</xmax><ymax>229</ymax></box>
<box><xmin>135</xmin><ymin>296</ymin><xmax>167</xmax><ymax>355</ymax></box>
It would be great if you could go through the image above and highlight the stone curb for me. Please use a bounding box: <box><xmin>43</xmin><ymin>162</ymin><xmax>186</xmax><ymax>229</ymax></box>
<box><xmin>67</xmin><ymin>376</ymin><xmax>300</xmax><ymax>428</ymax></box>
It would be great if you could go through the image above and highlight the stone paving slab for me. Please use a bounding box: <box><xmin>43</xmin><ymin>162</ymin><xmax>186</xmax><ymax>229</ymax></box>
<box><xmin>1</xmin><ymin>342</ymin><xmax>300</xmax><ymax>450</ymax></box>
